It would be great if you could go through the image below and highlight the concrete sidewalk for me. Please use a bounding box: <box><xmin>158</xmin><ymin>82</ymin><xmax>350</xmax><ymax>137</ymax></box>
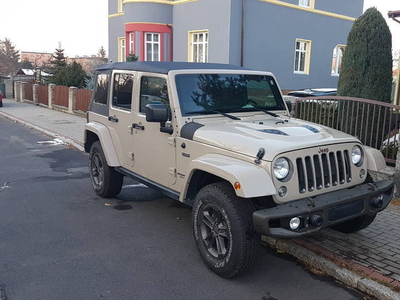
<box><xmin>1</xmin><ymin>98</ymin><xmax>400</xmax><ymax>300</ymax></box>
<box><xmin>0</xmin><ymin>98</ymin><xmax>86</xmax><ymax>151</ymax></box>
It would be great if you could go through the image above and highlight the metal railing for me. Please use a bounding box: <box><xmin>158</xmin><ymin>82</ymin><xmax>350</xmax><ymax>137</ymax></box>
<box><xmin>294</xmin><ymin>96</ymin><xmax>400</xmax><ymax>165</ymax></box>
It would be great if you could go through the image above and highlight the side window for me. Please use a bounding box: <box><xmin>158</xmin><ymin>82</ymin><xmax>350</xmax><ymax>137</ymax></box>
<box><xmin>139</xmin><ymin>77</ymin><xmax>169</xmax><ymax>113</ymax></box>
<box><xmin>112</xmin><ymin>73</ymin><xmax>134</xmax><ymax>110</ymax></box>
<box><xmin>93</xmin><ymin>73</ymin><xmax>109</xmax><ymax>105</ymax></box>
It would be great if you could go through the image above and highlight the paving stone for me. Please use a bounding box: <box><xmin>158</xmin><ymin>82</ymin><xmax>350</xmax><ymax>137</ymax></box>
<box><xmin>370</xmin><ymin>266</ymin><xmax>392</xmax><ymax>276</ymax></box>
<box><xmin>391</xmin><ymin>274</ymin><xmax>400</xmax><ymax>281</ymax></box>
<box><xmin>386</xmin><ymin>266</ymin><xmax>400</xmax><ymax>274</ymax></box>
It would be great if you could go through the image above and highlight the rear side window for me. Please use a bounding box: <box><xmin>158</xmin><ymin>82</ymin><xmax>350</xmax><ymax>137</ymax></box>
<box><xmin>93</xmin><ymin>73</ymin><xmax>109</xmax><ymax>105</ymax></box>
<box><xmin>112</xmin><ymin>73</ymin><xmax>134</xmax><ymax>110</ymax></box>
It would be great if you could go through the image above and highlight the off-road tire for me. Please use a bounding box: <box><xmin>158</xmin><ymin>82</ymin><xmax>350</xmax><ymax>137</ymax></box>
<box><xmin>192</xmin><ymin>182</ymin><xmax>260</xmax><ymax>278</ymax></box>
<box><xmin>89</xmin><ymin>141</ymin><xmax>123</xmax><ymax>198</ymax></box>
<box><xmin>331</xmin><ymin>214</ymin><xmax>377</xmax><ymax>233</ymax></box>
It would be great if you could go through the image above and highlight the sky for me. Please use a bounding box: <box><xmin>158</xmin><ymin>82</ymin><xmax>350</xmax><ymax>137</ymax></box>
<box><xmin>0</xmin><ymin>0</ymin><xmax>399</xmax><ymax>58</ymax></box>
<box><xmin>0</xmin><ymin>0</ymin><xmax>108</xmax><ymax>57</ymax></box>
<box><xmin>364</xmin><ymin>0</ymin><xmax>400</xmax><ymax>55</ymax></box>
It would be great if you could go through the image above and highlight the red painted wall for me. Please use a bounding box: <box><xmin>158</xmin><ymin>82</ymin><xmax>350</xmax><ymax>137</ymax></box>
<box><xmin>125</xmin><ymin>23</ymin><xmax>173</xmax><ymax>62</ymax></box>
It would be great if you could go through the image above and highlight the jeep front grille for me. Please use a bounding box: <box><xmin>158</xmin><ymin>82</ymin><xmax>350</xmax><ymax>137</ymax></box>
<box><xmin>296</xmin><ymin>150</ymin><xmax>351</xmax><ymax>194</ymax></box>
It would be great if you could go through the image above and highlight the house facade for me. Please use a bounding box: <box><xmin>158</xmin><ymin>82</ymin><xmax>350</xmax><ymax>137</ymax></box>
<box><xmin>108</xmin><ymin>0</ymin><xmax>363</xmax><ymax>90</ymax></box>
<box><xmin>20</xmin><ymin>51</ymin><xmax>53</xmax><ymax>68</ymax></box>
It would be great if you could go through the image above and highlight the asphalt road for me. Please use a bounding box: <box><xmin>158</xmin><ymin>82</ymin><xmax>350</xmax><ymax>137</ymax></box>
<box><xmin>0</xmin><ymin>116</ymin><xmax>367</xmax><ymax>300</ymax></box>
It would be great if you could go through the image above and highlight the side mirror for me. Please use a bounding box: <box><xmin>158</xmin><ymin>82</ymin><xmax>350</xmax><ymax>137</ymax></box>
<box><xmin>145</xmin><ymin>102</ymin><xmax>173</xmax><ymax>134</ymax></box>
<box><xmin>146</xmin><ymin>102</ymin><xmax>169</xmax><ymax>123</ymax></box>
<box><xmin>285</xmin><ymin>99</ymin><xmax>292</xmax><ymax>113</ymax></box>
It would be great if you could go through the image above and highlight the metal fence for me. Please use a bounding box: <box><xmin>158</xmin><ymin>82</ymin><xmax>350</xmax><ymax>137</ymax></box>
<box><xmin>76</xmin><ymin>89</ymin><xmax>92</xmax><ymax>112</ymax></box>
<box><xmin>294</xmin><ymin>96</ymin><xmax>400</xmax><ymax>165</ymax></box>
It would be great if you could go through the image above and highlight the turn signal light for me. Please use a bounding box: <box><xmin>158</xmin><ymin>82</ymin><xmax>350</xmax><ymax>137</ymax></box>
<box><xmin>234</xmin><ymin>182</ymin><xmax>241</xmax><ymax>190</ymax></box>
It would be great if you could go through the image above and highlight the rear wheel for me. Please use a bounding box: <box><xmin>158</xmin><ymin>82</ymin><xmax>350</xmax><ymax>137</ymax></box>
<box><xmin>89</xmin><ymin>141</ymin><xmax>123</xmax><ymax>198</ymax></box>
<box><xmin>331</xmin><ymin>214</ymin><xmax>376</xmax><ymax>233</ymax></box>
<box><xmin>192</xmin><ymin>182</ymin><xmax>260</xmax><ymax>278</ymax></box>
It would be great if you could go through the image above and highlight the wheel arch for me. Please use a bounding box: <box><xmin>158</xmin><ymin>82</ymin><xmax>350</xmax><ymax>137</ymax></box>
<box><xmin>84</xmin><ymin>122</ymin><xmax>120</xmax><ymax>166</ymax></box>
<box><xmin>180</xmin><ymin>154</ymin><xmax>276</xmax><ymax>203</ymax></box>
<box><xmin>364</xmin><ymin>146</ymin><xmax>386</xmax><ymax>172</ymax></box>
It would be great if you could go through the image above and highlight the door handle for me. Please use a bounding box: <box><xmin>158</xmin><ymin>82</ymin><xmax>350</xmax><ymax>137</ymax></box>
<box><xmin>132</xmin><ymin>123</ymin><xmax>145</xmax><ymax>130</ymax></box>
<box><xmin>108</xmin><ymin>116</ymin><xmax>119</xmax><ymax>122</ymax></box>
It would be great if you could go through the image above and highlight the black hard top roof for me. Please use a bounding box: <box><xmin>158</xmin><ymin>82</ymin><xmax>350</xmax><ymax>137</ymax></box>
<box><xmin>96</xmin><ymin>61</ymin><xmax>250</xmax><ymax>74</ymax></box>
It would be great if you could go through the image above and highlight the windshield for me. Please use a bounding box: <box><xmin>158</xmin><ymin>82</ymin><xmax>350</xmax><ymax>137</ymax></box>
<box><xmin>175</xmin><ymin>74</ymin><xmax>285</xmax><ymax>116</ymax></box>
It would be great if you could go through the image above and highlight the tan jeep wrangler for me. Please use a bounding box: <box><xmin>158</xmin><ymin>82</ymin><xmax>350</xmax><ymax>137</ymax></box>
<box><xmin>84</xmin><ymin>62</ymin><xmax>394</xmax><ymax>278</ymax></box>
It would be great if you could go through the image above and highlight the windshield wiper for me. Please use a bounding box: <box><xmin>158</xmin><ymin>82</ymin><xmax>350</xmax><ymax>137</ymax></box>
<box><xmin>228</xmin><ymin>107</ymin><xmax>280</xmax><ymax>118</ymax></box>
<box><xmin>185</xmin><ymin>110</ymin><xmax>241</xmax><ymax>120</ymax></box>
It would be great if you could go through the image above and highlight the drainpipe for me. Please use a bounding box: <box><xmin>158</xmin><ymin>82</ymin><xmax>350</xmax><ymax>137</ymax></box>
<box><xmin>240</xmin><ymin>0</ymin><xmax>245</xmax><ymax>67</ymax></box>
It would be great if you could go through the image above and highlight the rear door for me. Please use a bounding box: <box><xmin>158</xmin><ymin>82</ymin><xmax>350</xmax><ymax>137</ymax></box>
<box><xmin>107</xmin><ymin>72</ymin><xmax>135</xmax><ymax>168</ymax></box>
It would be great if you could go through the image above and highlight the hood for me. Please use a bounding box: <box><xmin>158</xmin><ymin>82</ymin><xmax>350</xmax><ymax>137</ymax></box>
<box><xmin>190</xmin><ymin>117</ymin><xmax>359</xmax><ymax>161</ymax></box>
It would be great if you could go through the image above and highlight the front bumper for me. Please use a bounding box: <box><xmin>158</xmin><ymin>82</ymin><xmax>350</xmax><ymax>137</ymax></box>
<box><xmin>253</xmin><ymin>179</ymin><xmax>394</xmax><ymax>238</ymax></box>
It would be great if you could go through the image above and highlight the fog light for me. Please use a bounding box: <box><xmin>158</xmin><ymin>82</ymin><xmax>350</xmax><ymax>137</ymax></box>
<box><xmin>278</xmin><ymin>186</ymin><xmax>287</xmax><ymax>197</ymax></box>
<box><xmin>289</xmin><ymin>217</ymin><xmax>301</xmax><ymax>230</ymax></box>
<box><xmin>360</xmin><ymin>169</ymin><xmax>366</xmax><ymax>178</ymax></box>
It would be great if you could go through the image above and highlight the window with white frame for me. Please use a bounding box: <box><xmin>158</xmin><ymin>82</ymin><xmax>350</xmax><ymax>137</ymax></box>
<box><xmin>145</xmin><ymin>33</ymin><xmax>160</xmax><ymax>61</ymax></box>
<box><xmin>129</xmin><ymin>32</ymin><xmax>135</xmax><ymax>55</ymax></box>
<box><xmin>332</xmin><ymin>45</ymin><xmax>345</xmax><ymax>75</ymax></box>
<box><xmin>190</xmin><ymin>31</ymin><xmax>208</xmax><ymax>63</ymax></box>
<box><xmin>294</xmin><ymin>39</ymin><xmax>311</xmax><ymax>74</ymax></box>
<box><xmin>118</xmin><ymin>38</ymin><xmax>126</xmax><ymax>62</ymax></box>
<box><xmin>299</xmin><ymin>0</ymin><xmax>313</xmax><ymax>8</ymax></box>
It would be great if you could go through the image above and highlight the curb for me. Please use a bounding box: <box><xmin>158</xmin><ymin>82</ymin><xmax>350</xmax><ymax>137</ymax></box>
<box><xmin>263</xmin><ymin>236</ymin><xmax>400</xmax><ymax>300</ymax></box>
<box><xmin>0</xmin><ymin>110</ymin><xmax>84</xmax><ymax>152</ymax></box>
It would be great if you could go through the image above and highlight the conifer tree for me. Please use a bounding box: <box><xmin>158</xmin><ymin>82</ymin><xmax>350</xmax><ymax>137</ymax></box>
<box><xmin>49</xmin><ymin>42</ymin><xmax>67</xmax><ymax>72</ymax></box>
<box><xmin>126</xmin><ymin>52</ymin><xmax>139</xmax><ymax>62</ymax></box>
<box><xmin>337</xmin><ymin>7</ymin><xmax>392</xmax><ymax>103</ymax></box>
<box><xmin>0</xmin><ymin>38</ymin><xmax>20</xmax><ymax>76</ymax></box>
<box><xmin>98</xmin><ymin>46</ymin><xmax>107</xmax><ymax>62</ymax></box>
<box><xmin>49</xmin><ymin>61</ymin><xmax>88</xmax><ymax>88</ymax></box>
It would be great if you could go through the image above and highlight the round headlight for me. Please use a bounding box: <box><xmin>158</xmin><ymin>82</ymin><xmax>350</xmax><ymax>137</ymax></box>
<box><xmin>274</xmin><ymin>158</ymin><xmax>290</xmax><ymax>180</ymax></box>
<box><xmin>352</xmin><ymin>146</ymin><xmax>363</xmax><ymax>165</ymax></box>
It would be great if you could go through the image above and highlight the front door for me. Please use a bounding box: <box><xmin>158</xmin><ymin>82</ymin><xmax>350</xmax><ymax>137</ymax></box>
<box><xmin>108</xmin><ymin>72</ymin><xmax>135</xmax><ymax>169</ymax></box>
<box><xmin>132</xmin><ymin>74</ymin><xmax>176</xmax><ymax>186</ymax></box>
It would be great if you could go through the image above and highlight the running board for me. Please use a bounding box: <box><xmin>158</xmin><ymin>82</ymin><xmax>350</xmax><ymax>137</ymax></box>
<box><xmin>115</xmin><ymin>167</ymin><xmax>180</xmax><ymax>201</ymax></box>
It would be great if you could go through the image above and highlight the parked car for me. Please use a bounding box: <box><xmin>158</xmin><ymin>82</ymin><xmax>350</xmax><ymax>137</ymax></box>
<box><xmin>84</xmin><ymin>62</ymin><xmax>393</xmax><ymax>278</ymax></box>
<box><xmin>287</xmin><ymin>88</ymin><xmax>337</xmax><ymax>97</ymax></box>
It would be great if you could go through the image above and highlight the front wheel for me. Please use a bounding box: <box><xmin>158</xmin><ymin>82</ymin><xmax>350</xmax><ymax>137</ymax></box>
<box><xmin>331</xmin><ymin>214</ymin><xmax>376</xmax><ymax>233</ymax></box>
<box><xmin>89</xmin><ymin>141</ymin><xmax>123</xmax><ymax>198</ymax></box>
<box><xmin>192</xmin><ymin>182</ymin><xmax>260</xmax><ymax>278</ymax></box>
